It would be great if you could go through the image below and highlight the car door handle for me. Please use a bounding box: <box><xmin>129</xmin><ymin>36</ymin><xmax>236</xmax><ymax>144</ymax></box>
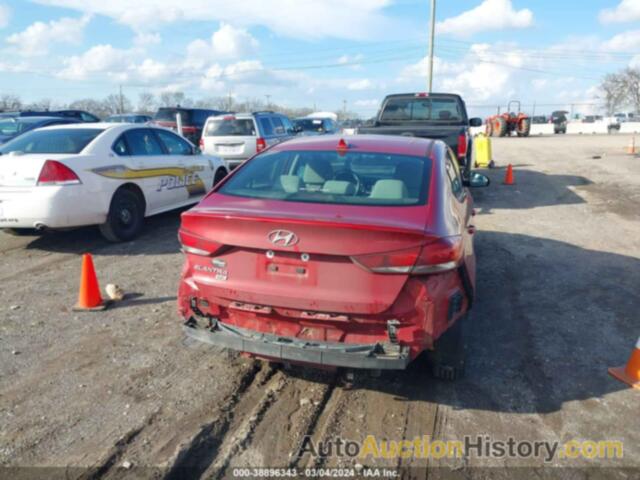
<box><xmin>467</xmin><ymin>225</ymin><xmax>476</xmax><ymax>235</ymax></box>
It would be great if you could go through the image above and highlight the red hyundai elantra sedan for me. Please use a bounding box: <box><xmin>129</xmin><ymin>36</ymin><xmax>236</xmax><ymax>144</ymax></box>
<box><xmin>177</xmin><ymin>135</ymin><xmax>489</xmax><ymax>379</ymax></box>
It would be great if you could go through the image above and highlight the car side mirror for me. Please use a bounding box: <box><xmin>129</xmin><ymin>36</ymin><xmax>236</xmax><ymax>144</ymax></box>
<box><xmin>468</xmin><ymin>172</ymin><xmax>490</xmax><ymax>188</ymax></box>
<box><xmin>469</xmin><ymin>117</ymin><xmax>483</xmax><ymax>127</ymax></box>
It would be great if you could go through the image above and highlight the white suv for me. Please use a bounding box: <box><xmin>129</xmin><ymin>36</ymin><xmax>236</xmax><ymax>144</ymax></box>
<box><xmin>201</xmin><ymin>112</ymin><xmax>295</xmax><ymax>170</ymax></box>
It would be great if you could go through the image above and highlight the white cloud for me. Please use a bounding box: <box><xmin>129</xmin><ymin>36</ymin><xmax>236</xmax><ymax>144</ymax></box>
<box><xmin>437</xmin><ymin>0</ymin><xmax>533</xmax><ymax>37</ymax></box>
<box><xmin>601</xmin><ymin>30</ymin><xmax>640</xmax><ymax>51</ymax></box>
<box><xmin>337</xmin><ymin>53</ymin><xmax>364</xmax><ymax>64</ymax></box>
<box><xmin>32</xmin><ymin>0</ymin><xmax>395</xmax><ymax>40</ymax></box>
<box><xmin>347</xmin><ymin>79</ymin><xmax>373</xmax><ymax>90</ymax></box>
<box><xmin>0</xmin><ymin>4</ymin><xmax>10</xmax><ymax>29</ymax></box>
<box><xmin>133</xmin><ymin>32</ymin><xmax>161</xmax><ymax>47</ymax></box>
<box><xmin>187</xmin><ymin>23</ymin><xmax>258</xmax><ymax>63</ymax></box>
<box><xmin>58</xmin><ymin>44</ymin><xmax>131</xmax><ymax>80</ymax></box>
<box><xmin>600</xmin><ymin>0</ymin><xmax>640</xmax><ymax>24</ymax></box>
<box><xmin>6</xmin><ymin>14</ymin><xmax>91</xmax><ymax>56</ymax></box>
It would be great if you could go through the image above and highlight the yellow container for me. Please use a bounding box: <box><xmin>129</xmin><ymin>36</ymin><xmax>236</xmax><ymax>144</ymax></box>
<box><xmin>474</xmin><ymin>133</ymin><xmax>492</xmax><ymax>168</ymax></box>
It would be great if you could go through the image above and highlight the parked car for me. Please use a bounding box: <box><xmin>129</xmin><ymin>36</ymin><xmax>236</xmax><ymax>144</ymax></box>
<box><xmin>0</xmin><ymin>124</ymin><xmax>227</xmax><ymax>241</ymax></box>
<box><xmin>0</xmin><ymin>116</ymin><xmax>80</xmax><ymax>144</ymax></box>
<box><xmin>178</xmin><ymin>135</ymin><xmax>489</xmax><ymax>378</ymax></box>
<box><xmin>551</xmin><ymin>110</ymin><xmax>568</xmax><ymax>134</ymax></box>
<box><xmin>357</xmin><ymin>93</ymin><xmax>482</xmax><ymax>183</ymax></box>
<box><xmin>200</xmin><ymin>111</ymin><xmax>295</xmax><ymax>170</ymax></box>
<box><xmin>18</xmin><ymin>110</ymin><xmax>101</xmax><ymax>123</ymax></box>
<box><xmin>152</xmin><ymin>107</ymin><xmax>226</xmax><ymax>145</ymax></box>
<box><xmin>293</xmin><ymin>117</ymin><xmax>338</xmax><ymax>135</ymax></box>
<box><xmin>531</xmin><ymin>115</ymin><xmax>548</xmax><ymax>124</ymax></box>
<box><xmin>105</xmin><ymin>114</ymin><xmax>152</xmax><ymax>124</ymax></box>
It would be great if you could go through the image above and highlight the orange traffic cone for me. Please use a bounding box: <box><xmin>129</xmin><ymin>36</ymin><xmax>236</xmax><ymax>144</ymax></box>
<box><xmin>503</xmin><ymin>164</ymin><xmax>515</xmax><ymax>185</ymax></box>
<box><xmin>608</xmin><ymin>336</ymin><xmax>640</xmax><ymax>389</ymax></box>
<box><xmin>626</xmin><ymin>135</ymin><xmax>636</xmax><ymax>155</ymax></box>
<box><xmin>73</xmin><ymin>254</ymin><xmax>109</xmax><ymax>311</ymax></box>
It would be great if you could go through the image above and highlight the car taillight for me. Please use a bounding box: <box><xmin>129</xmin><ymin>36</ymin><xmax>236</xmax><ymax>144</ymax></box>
<box><xmin>457</xmin><ymin>134</ymin><xmax>467</xmax><ymax>159</ymax></box>
<box><xmin>37</xmin><ymin>160</ymin><xmax>81</xmax><ymax>186</ymax></box>
<box><xmin>179</xmin><ymin>229</ymin><xmax>224</xmax><ymax>257</ymax></box>
<box><xmin>199</xmin><ymin>137</ymin><xmax>204</xmax><ymax>149</ymax></box>
<box><xmin>256</xmin><ymin>137</ymin><xmax>266</xmax><ymax>152</ymax></box>
<box><xmin>351</xmin><ymin>236</ymin><xmax>463</xmax><ymax>274</ymax></box>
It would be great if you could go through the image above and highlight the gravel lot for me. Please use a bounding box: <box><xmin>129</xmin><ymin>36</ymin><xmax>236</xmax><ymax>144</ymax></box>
<box><xmin>0</xmin><ymin>134</ymin><xmax>638</xmax><ymax>479</ymax></box>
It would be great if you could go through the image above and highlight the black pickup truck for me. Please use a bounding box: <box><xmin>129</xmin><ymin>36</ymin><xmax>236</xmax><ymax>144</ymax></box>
<box><xmin>358</xmin><ymin>93</ymin><xmax>482</xmax><ymax>182</ymax></box>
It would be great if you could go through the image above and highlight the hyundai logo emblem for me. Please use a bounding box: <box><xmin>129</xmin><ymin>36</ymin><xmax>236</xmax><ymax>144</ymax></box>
<box><xmin>268</xmin><ymin>230</ymin><xmax>299</xmax><ymax>247</ymax></box>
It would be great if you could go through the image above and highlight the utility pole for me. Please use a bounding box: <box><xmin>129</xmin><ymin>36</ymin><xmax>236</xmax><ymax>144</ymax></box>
<box><xmin>427</xmin><ymin>0</ymin><xmax>436</xmax><ymax>92</ymax></box>
<box><xmin>343</xmin><ymin>99</ymin><xmax>347</xmax><ymax>119</ymax></box>
<box><xmin>119</xmin><ymin>85</ymin><xmax>124</xmax><ymax>114</ymax></box>
<box><xmin>265</xmin><ymin>94</ymin><xmax>271</xmax><ymax>109</ymax></box>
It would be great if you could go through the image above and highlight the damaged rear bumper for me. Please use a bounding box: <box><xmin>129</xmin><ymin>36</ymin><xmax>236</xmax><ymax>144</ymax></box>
<box><xmin>183</xmin><ymin>319</ymin><xmax>411</xmax><ymax>370</ymax></box>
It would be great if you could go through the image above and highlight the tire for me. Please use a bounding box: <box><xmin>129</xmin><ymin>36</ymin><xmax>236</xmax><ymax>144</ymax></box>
<box><xmin>494</xmin><ymin>117</ymin><xmax>507</xmax><ymax>137</ymax></box>
<box><xmin>427</xmin><ymin>314</ymin><xmax>467</xmax><ymax>381</ymax></box>
<box><xmin>99</xmin><ymin>188</ymin><xmax>145</xmax><ymax>242</ymax></box>
<box><xmin>485</xmin><ymin>121</ymin><xmax>493</xmax><ymax>137</ymax></box>
<box><xmin>517</xmin><ymin>118</ymin><xmax>531</xmax><ymax>137</ymax></box>
<box><xmin>213</xmin><ymin>168</ymin><xmax>227</xmax><ymax>186</ymax></box>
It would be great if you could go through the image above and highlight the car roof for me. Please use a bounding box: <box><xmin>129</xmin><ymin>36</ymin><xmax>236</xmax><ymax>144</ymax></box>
<box><xmin>14</xmin><ymin>116</ymin><xmax>75</xmax><ymax>122</ymax></box>
<box><xmin>271</xmin><ymin>134</ymin><xmax>436</xmax><ymax>157</ymax></box>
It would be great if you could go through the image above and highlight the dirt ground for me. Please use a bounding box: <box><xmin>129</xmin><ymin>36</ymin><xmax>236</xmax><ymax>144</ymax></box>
<box><xmin>0</xmin><ymin>134</ymin><xmax>639</xmax><ymax>479</ymax></box>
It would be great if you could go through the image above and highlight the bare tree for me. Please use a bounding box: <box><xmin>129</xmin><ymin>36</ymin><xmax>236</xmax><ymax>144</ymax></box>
<box><xmin>68</xmin><ymin>99</ymin><xmax>110</xmax><ymax>119</ymax></box>
<box><xmin>26</xmin><ymin>98</ymin><xmax>53</xmax><ymax>111</ymax></box>
<box><xmin>137</xmin><ymin>92</ymin><xmax>156</xmax><ymax>114</ymax></box>
<box><xmin>160</xmin><ymin>91</ymin><xmax>187</xmax><ymax>107</ymax></box>
<box><xmin>0</xmin><ymin>94</ymin><xmax>22</xmax><ymax>111</ymax></box>
<box><xmin>103</xmin><ymin>93</ymin><xmax>132</xmax><ymax>115</ymax></box>
<box><xmin>600</xmin><ymin>67</ymin><xmax>640</xmax><ymax>114</ymax></box>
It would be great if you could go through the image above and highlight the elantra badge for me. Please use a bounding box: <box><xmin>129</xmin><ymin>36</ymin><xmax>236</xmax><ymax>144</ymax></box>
<box><xmin>268</xmin><ymin>230</ymin><xmax>299</xmax><ymax>247</ymax></box>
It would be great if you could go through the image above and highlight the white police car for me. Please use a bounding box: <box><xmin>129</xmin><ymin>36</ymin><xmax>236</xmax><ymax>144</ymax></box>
<box><xmin>0</xmin><ymin>123</ymin><xmax>227</xmax><ymax>241</ymax></box>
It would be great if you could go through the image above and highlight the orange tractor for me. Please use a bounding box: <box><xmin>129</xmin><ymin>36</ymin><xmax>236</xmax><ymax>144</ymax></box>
<box><xmin>485</xmin><ymin>101</ymin><xmax>531</xmax><ymax>137</ymax></box>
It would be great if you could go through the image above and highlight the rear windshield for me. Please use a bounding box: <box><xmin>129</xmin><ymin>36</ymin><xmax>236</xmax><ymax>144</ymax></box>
<box><xmin>218</xmin><ymin>149</ymin><xmax>431</xmax><ymax>206</ymax></box>
<box><xmin>380</xmin><ymin>97</ymin><xmax>464</xmax><ymax>123</ymax></box>
<box><xmin>294</xmin><ymin>119</ymin><xmax>326</xmax><ymax>132</ymax></box>
<box><xmin>205</xmin><ymin>118</ymin><xmax>256</xmax><ymax>136</ymax></box>
<box><xmin>0</xmin><ymin>119</ymin><xmax>41</xmax><ymax>135</ymax></box>
<box><xmin>0</xmin><ymin>128</ymin><xmax>104</xmax><ymax>155</ymax></box>
<box><xmin>154</xmin><ymin>108</ymin><xmax>192</xmax><ymax>124</ymax></box>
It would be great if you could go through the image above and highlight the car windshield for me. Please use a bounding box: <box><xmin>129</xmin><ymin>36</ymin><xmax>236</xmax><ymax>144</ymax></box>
<box><xmin>205</xmin><ymin>118</ymin><xmax>256</xmax><ymax>136</ymax></box>
<box><xmin>154</xmin><ymin>108</ymin><xmax>192</xmax><ymax>124</ymax></box>
<box><xmin>0</xmin><ymin>128</ymin><xmax>104</xmax><ymax>155</ymax></box>
<box><xmin>380</xmin><ymin>97</ymin><xmax>464</xmax><ymax>122</ymax></box>
<box><xmin>218</xmin><ymin>149</ymin><xmax>431</xmax><ymax>206</ymax></box>
<box><xmin>0</xmin><ymin>118</ymin><xmax>43</xmax><ymax>135</ymax></box>
<box><xmin>294</xmin><ymin>119</ymin><xmax>326</xmax><ymax>132</ymax></box>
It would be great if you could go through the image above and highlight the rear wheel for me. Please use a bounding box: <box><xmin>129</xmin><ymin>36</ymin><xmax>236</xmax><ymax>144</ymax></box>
<box><xmin>428</xmin><ymin>314</ymin><xmax>467</xmax><ymax>381</ymax></box>
<box><xmin>213</xmin><ymin>168</ymin><xmax>227</xmax><ymax>186</ymax></box>
<box><xmin>99</xmin><ymin>188</ymin><xmax>145</xmax><ymax>242</ymax></box>
<box><xmin>517</xmin><ymin>118</ymin><xmax>531</xmax><ymax>137</ymax></box>
<box><xmin>494</xmin><ymin>117</ymin><xmax>507</xmax><ymax>137</ymax></box>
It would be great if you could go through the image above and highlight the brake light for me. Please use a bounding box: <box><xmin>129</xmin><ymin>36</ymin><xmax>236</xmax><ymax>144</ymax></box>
<box><xmin>37</xmin><ymin>160</ymin><xmax>81</xmax><ymax>186</ymax></box>
<box><xmin>415</xmin><ymin>92</ymin><xmax>429</xmax><ymax>97</ymax></box>
<box><xmin>179</xmin><ymin>229</ymin><xmax>224</xmax><ymax>257</ymax></box>
<box><xmin>351</xmin><ymin>236</ymin><xmax>463</xmax><ymax>274</ymax></box>
<box><xmin>199</xmin><ymin>137</ymin><xmax>204</xmax><ymax>149</ymax></box>
<box><xmin>256</xmin><ymin>137</ymin><xmax>266</xmax><ymax>152</ymax></box>
<box><xmin>457</xmin><ymin>134</ymin><xmax>467</xmax><ymax>159</ymax></box>
<box><xmin>337</xmin><ymin>138</ymin><xmax>349</xmax><ymax>155</ymax></box>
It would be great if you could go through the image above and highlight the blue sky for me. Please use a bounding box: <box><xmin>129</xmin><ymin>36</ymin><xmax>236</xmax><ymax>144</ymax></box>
<box><xmin>1</xmin><ymin>0</ymin><xmax>639</xmax><ymax>117</ymax></box>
